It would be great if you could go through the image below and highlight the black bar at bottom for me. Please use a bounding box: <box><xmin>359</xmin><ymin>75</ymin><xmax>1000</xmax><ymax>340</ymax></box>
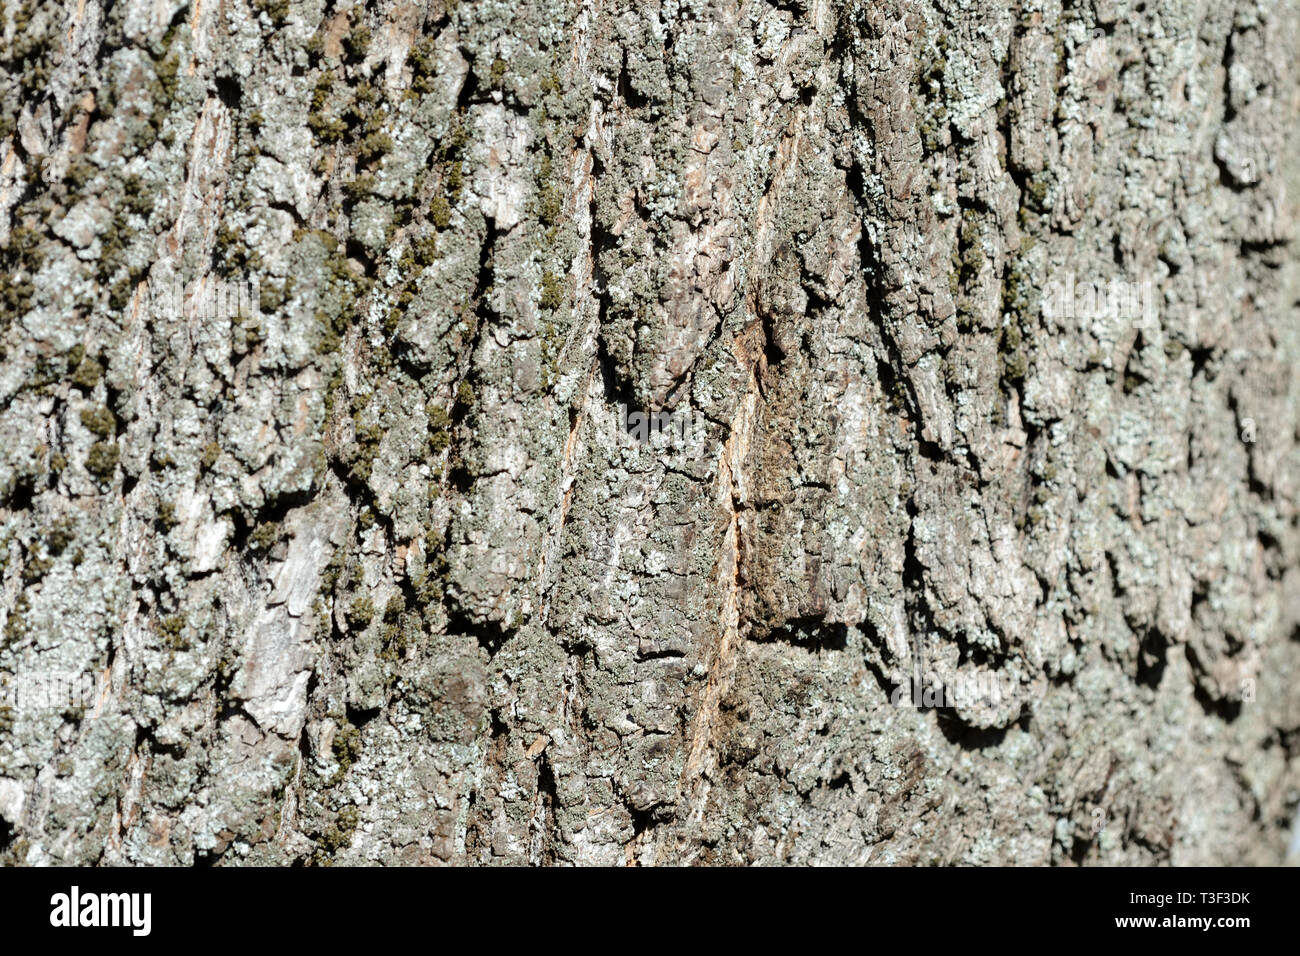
<box><xmin>0</xmin><ymin>865</ymin><xmax>1278</xmax><ymax>944</ymax></box>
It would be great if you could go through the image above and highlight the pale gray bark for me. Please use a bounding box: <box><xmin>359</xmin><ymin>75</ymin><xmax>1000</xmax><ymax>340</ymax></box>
<box><xmin>1</xmin><ymin>0</ymin><xmax>1298</xmax><ymax>865</ymax></box>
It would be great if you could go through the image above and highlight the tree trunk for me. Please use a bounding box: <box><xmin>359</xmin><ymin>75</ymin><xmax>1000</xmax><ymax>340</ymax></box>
<box><xmin>1</xmin><ymin>0</ymin><xmax>1298</xmax><ymax>865</ymax></box>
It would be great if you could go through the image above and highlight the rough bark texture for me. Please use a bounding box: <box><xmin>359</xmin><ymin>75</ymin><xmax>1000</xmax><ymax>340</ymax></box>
<box><xmin>1</xmin><ymin>0</ymin><xmax>1299</xmax><ymax>866</ymax></box>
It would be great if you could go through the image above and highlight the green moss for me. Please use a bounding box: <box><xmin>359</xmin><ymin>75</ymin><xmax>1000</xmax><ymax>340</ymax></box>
<box><xmin>344</xmin><ymin>26</ymin><xmax>372</xmax><ymax>60</ymax></box>
<box><xmin>408</xmin><ymin>37</ymin><xmax>439</xmax><ymax>94</ymax></box>
<box><xmin>80</xmin><ymin>404</ymin><xmax>116</xmax><ymax>438</ymax></box>
<box><xmin>1</xmin><ymin>225</ymin><xmax>43</xmax><ymax>316</ymax></box>
<box><xmin>379</xmin><ymin>595</ymin><xmax>412</xmax><ymax>662</ymax></box>
<box><xmin>201</xmin><ymin>441</ymin><xmax>222</xmax><ymax>470</ymax></box>
<box><xmin>380</xmin><ymin>618</ymin><xmax>410</xmax><ymax>662</ymax></box>
<box><xmin>153</xmin><ymin>51</ymin><xmax>180</xmax><ymax>103</ymax></box>
<box><xmin>356</xmin><ymin>129</ymin><xmax>393</xmax><ymax>166</ymax></box>
<box><xmin>425</xmin><ymin>403</ymin><xmax>451</xmax><ymax>429</ymax></box>
<box><xmin>1</xmin><ymin>273</ymin><xmax>37</xmax><ymax>316</ymax></box>
<box><xmin>158</xmin><ymin>614</ymin><xmax>187</xmax><ymax>650</ymax></box>
<box><xmin>100</xmin><ymin>215</ymin><xmax>129</xmax><ymax>273</ymax></box>
<box><xmin>251</xmin><ymin>0</ymin><xmax>290</xmax><ymax>26</ymax></box>
<box><xmin>958</xmin><ymin>213</ymin><xmax>985</xmax><ymax>281</ymax></box>
<box><xmin>999</xmin><ymin>321</ymin><xmax>1028</xmax><ymax>383</ymax></box>
<box><xmin>409</xmin><ymin>549</ymin><xmax>448</xmax><ymax>605</ymax></box>
<box><xmin>383</xmin><ymin>307</ymin><xmax>402</xmax><ymax>336</ymax></box>
<box><xmin>65</xmin><ymin>156</ymin><xmax>97</xmax><ymax>189</ymax></box>
<box><xmin>45</xmin><ymin>519</ymin><xmax>73</xmax><ymax>556</ymax></box>
<box><xmin>213</xmin><ymin>223</ymin><xmax>250</xmax><ymax>275</ymax></box>
<box><xmin>428</xmin><ymin>194</ymin><xmax>451</xmax><ymax>229</ymax></box>
<box><xmin>259</xmin><ymin>277</ymin><xmax>293</xmax><ymax>314</ymax></box>
<box><xmin>308</xmin><ymin>73</ymin><xmax>347</xmax><ymax>143</ymax></box>
<box><xmin>913</xmin><ymin>34</ymin><xmax>950</xmax><ymax>156</ymax></box>
<box><xmin>539</xmin><ymin>319</ymin><xmax>566</xmax><ymax>392</ymax></box>
<box><xmin>315</xmin><ymin>804</ymin><xmax>360</xmax><ymax>862</ymax></box>
<box><xmin>399</xmin><ymin>234</ymin><xmax>439</xmax><ymax>273</ymax></box>
<box><xmin>439</xmin><ymin>119</ymin><xmax>470</xmax><ymax>193</ymax></box>
<box><xmin>426</xmin><ymin>403</ymin><xmax>452</xmax><ymax>454</ymax></box>
<box><xmin>1024</xmin><ymin>172</ymin><xmax>1050</xmax><ymax>212</ymax></box>
<box><xmin>414</xmin><ymin>233</ymin><xmax>438</xmax><ymax>266</ymax></box>
<box><xmin>444</xmin><ymin>160</ymin><xmax>464</xmax><ymax>198</ymax></box>
<box><xmin>21</xmin><ymin>553</ymin><xmax>53</xmax><ymax>585</ymax></box>
<box><xmin>249</xmin><ymin>521</ymin><xmax>279</xmax><ymax>552</ymax></box>
<box><xmin>320</xmin><ymin>547</ymin><xmax>346</xmax><ymax>597</ymax></box>
<box><xmin>84</xmin><ymin>441</ymin><xmax>119</xmax><ymax>482</ymax></box>
<box><xmin>345</xmin><ymin>419</ymin><xmax>382</xmax><ymax>484</ymax></box>
<box><xmin>343</xmin><ymin>173</ymin><xmax>375</xmax><ymax>202</ymax></box>
<box><xmin>1002</xmin><ymin>256</ymin><xmax>1032</xmax><ymax>319</ymax></box>
<box><xmin>5</xmin><ymin>592</ymin><xmax>31</xmax><ymax>642</ymax></box>
<box><xmin>331</xmin><ymin>725</ymin><xmax>363</xmax><ymax>776</ymax></box>
<box><xmin>71</xmin><ymin>356</ymin><xmax>103</xmax><ymax>390</ymax></box>
<box><xmin>539</xmin><ymin>270</ymin><xmax>565</xmax><ymax>310</ymax></box>
<box><xmin>310</xmin><ymin>72</ymin><xmax>333</xmax><ymax>112</ymax></box>
<box><xmin>345</xmin><ymin>595</ymin><xmax>374</xmax><ymax>630</ymax></box>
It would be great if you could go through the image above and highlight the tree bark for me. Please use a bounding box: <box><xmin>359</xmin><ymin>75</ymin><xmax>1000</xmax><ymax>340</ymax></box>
<box><xmin>1</xmin><ymin>0</ymin><xmax>1298</xmax><ymax>865</ymax></box>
